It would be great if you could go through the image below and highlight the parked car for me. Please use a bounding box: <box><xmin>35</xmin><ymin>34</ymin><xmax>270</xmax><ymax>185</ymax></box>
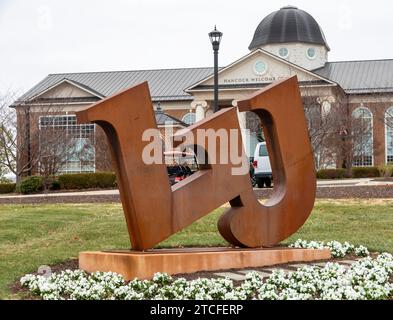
<box><xmin>164</xmin><ymin>151</ymin><xmax>198</xmax><ymax>185</ymax></box>
<box><xmin>253</xmin><ymin>142</ymin><xmax>273</xmax><ymax>188</ymax></box>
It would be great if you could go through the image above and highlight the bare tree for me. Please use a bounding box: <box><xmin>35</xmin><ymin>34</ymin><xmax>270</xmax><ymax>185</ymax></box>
<box><xmin>244</xmin><ymin>90</ymin><xmax>345</xmax><ymax>169</ymax></box>
<box><xmin>37</xmin><ymin>118</ymin><xmax>78</xmax><ymax>188</ymax></box>
<box><xmin>0</xmin><ymin>92</ymin><xmax>28</xmax><ymax>180</ymax></box>
<box><xmin>90</xmin><ymin>126</ymin><xmax>112</xmax><ymax>171</ymax></box>
<box><xmin>0</xmin><ymin>92</ymin><xmax>95</xmax><ymax>185</ymax></box>
<box><xmin>298</xmin><ymin>86</ymin><xmax>351</xmax><ymax>170</ymax></box>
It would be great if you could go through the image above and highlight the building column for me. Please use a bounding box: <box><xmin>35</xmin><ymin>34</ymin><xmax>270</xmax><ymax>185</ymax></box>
<box><xmin>191</xmin><ymin>100</ymin><xmax>208</xmax><ymax>122</ymax></box>
<box><xmin>317</xmin><ymin>96</ymin><xmax>335</xmax><ymax>118</ymax></box>
<box><xmin>233</xmin><ymin>100</ymin><xmax>247</xmax><ymax>130</ymax></box>
<box><xmin>233</xmin><ymin>99</ymin><xmax>252</xmax><ymax>157</ymax></box>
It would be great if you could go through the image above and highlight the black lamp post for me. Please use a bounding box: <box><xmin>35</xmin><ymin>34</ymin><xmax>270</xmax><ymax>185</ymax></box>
<box><xmin>208</xmin><ymin>26</ymin><xmax>223</xmax><ymax>113</ymax></box>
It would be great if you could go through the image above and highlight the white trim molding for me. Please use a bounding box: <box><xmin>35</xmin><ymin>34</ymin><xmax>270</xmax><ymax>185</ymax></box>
<box><xmin>385</xmin><ymin>106</ymin><xmax>393</xmax><ymax>164</ymax></box>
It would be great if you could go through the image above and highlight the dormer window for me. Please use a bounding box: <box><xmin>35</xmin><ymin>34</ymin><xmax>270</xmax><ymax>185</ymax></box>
<box><xmin>307</xmin><ymin>48</ymin><xmax>316</xmax><ymax>59</ymax></box>
<box><xmin>278</xmin><ymin>47</ymin><xmax>289</xmax><ymax>58</ymax></box>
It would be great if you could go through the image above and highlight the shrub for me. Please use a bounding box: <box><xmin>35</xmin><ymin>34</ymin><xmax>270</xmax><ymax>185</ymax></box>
<box><xmin>18</xmin><ymin>176</ymin><xmax>43</xmax><ymax>194</ymax></box>
<box><xmin>316</xmin><ymin>168</ymin><xmax>345</xmax><ymax>179</ymax></box>
<box><xmin>50</xmin><ymin>180</ymin><xmax>61</xmax><ymax>191</ymax></box>
<box><xmin>93</xmin><ymin>172</ymin><xmax>117</xmax><ymax>188</ymax></box>
<box><xmin>58</xmin><ymin>172</ymin><xmax>116</xmax><ymax>190</ymax></box>
<box><xmin>0</xmin><ymin>183</ymin><xmax>16</xmax><ymax>194</ymax></box>
<box><xmin>351</xmin><ymin>166</ymin><xmax>380</xmax><ymax>178</ymax></box>
<box><xmin>58</xmin><ymin>174</ymin><xmax>88</xmax><ymax>190</ymax></box>
<box><xmin>41</xmin><ymin>175</ymin><xmax>59</xmax><ymax>191</ymax></box>
<box><xmin>377</xmin><ymin>164</ymin><xmax>393</xmax><ymax>178</ymax></box>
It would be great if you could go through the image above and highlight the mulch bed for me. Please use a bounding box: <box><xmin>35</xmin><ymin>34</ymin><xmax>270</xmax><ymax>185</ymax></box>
<box><xmin>173</xmin><ymin>253</ymin><xmax>370</xmax><ymax>283</ymax></box>
<box><xmin>0</xmin><ymin>194</ymin><xmax>119</xmax><ymax>205</ymax></box>
<box><xmin>372</xmin><ymin>177</ymin><xmax>393</xmax><ymax>182</ymax></box>
<box><xmin>255</xmin><ymin>185</ymin><xmax>393</xmax><ymax>199</ymax></box>
<box><xmin>11</xmin><ymin>259</ymin><xmax>79</xmax><ymax>299</ymax></box>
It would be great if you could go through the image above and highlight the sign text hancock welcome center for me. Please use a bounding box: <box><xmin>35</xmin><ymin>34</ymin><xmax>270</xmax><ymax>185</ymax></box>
<box><xmin>222</xmin><ymin>76</ymin><xmax>288</xmax><ymax>84</ymax></box>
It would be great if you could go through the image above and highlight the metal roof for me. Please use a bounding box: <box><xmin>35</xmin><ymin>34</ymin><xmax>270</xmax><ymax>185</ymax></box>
<box><xmin>155</xmin><ymin>109</ymin><xmax>187</xmax><ymax>127</ymax></box>
<box><xmin>18</xmin><ymin>67</ymin><xmax>214</xmax><ymax>102</ymax></box>
<box><xmin>314</xmin><ymin>59</ymin><xmax>393</xmax><ymax>94</ymax></box>
<box><xmin>249</xmin><ymin>6</ymin><xmax>329</xmax><ymax>51</ymax></box>
<box><xmin>16</xmin><ymin>59</ymin><xmax>393</xmax><ymax>105</ymax></box>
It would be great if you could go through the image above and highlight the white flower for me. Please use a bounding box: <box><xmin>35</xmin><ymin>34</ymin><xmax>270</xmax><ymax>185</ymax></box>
<box><xmin>19</xmin><ymin>241</ymin><xmax>392</xmax><ymax>300</ymax></box>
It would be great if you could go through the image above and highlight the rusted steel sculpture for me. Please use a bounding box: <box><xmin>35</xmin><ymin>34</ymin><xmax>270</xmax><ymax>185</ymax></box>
<box><xmin>218</xmin><ymin>76</ymin><xmax>316</xmax><ymax>247</ymax></box>
<box><xmin>76</xmin><ymin>76</ymin><xmax>316</xmax><ymax>250</ymax></box>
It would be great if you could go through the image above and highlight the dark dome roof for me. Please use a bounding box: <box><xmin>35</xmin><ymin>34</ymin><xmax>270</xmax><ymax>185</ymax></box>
<box><xmin>249</xmin><ymin>6</ymin><xmax>329</xmax><ymax>51</ymax></box>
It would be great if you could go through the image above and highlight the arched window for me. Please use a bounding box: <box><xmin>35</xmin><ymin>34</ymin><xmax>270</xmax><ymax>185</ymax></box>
<box><xmin>182</xmin><ymin>112</ymin><xmax>196</xmax><ymax>125</ymax></box>
<box><xmin>385</xmin><ymin>107</ymin><xmax>393</xmax><ymax>164</ymax></box>
<box><xmin>352</xmin><ymin>107</ymin><xmax>373</xmax><ymax>166</ymax></box>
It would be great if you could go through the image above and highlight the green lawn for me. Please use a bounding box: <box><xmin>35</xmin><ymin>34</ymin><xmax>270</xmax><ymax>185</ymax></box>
<box><xmin>1</xmin><ymin>199</ymin><xmax>392</xmax><ymax>299</ymax></box>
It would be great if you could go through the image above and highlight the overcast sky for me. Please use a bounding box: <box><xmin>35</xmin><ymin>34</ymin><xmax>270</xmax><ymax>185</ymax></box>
<box><xmin>1</xmin><ymin>0</ymin><xmax>393</xmax><ymax>96</ymax></box>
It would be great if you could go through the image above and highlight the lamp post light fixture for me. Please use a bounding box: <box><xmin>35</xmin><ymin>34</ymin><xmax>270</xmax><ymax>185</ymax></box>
<box><xmin>209</xmin><ymin>26</ymin><xmax>223</xmax><ymax>113</ymax></box>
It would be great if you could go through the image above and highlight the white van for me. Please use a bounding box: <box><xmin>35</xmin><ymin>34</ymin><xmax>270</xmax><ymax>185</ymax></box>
<box><xmin>253</xmin><ymin>142</ymin><xmax>273</xmax><ymax>188</ymax></box>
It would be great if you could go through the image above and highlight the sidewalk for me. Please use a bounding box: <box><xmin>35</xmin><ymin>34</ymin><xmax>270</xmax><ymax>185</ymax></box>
<box><xmin>1</xmin><ymin>178</ymin><xmax>391</xmax><ymax>198</ymax></box>
<box><xmin>0</xmin><ymin>189</ymin><xmax>119</xmax><ymax>199</ymax></box>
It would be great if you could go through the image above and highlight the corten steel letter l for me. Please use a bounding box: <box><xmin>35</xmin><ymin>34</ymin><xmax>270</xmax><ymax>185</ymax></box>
<box><xmin>76</xmin><ymin>76</ymin><xmax>316</xmax><ymax>250</ymax></box>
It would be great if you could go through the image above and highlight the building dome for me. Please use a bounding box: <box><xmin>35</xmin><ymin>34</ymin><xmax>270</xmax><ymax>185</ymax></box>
<box><xmin>249</xmin><ymin>6</ymin><xmax>329</xmax><ymax>51</ymax></box>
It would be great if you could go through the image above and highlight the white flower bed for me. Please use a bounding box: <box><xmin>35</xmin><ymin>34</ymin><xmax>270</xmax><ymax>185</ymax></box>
<box><xmin>289</xmin><ymin>239</ymin><xmax>369</xmax><ymax>258</ymax></box>
<box><xmin>20</xmin><ymin>240</ymin><xmax>393</xmax><ymax>300</ymax></box>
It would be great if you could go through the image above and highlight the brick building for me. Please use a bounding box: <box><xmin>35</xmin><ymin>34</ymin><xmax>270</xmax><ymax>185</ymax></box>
<box><xmin>12</xmin><ymin>6</ymin><xmax>393</xmax><ymax>175</ymax></box>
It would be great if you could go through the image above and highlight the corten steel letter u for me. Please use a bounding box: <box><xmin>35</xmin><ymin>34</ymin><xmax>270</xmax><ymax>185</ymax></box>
<box><xmin>76</xmin><ymin>76</ymin><xmax>316</xmax><ymax>250</ymax></box>
<box><xmin>217</xmin><ymin>76</ymin><xmax>316</xmax><ymax>247</ymax></box>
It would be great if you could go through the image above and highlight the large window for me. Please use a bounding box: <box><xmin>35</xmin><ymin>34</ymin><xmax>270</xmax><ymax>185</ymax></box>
<box><xmin>352</xmin><ymin>107</ymin><xmax>373</xmax><ymax>166</ymax></box>
<box><xmin>39</xmin><ymin>115</ymin><xmax>95</xmax><ymax>174</ymax></box>
<box><xmin>386</xmin><ymin>107</ymin><xmax>393</xmax><ymax>164</ymax></box>
<box><xmin>182</xmin><ymin>112</ymin><xmax>196</xmax><ymax>125</ymax></box>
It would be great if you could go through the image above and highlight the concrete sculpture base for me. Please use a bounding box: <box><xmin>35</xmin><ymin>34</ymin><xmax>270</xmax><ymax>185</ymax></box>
<box><xmin>79</xmin><ymin>247</ymin><xmax>331</xmax><ymax>280</ymax></box>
